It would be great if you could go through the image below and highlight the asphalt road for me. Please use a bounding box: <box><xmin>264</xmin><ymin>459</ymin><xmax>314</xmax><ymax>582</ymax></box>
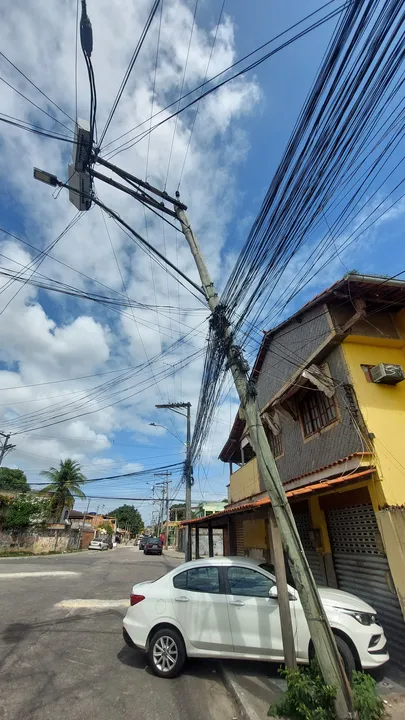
<box><xmin>0</xmin><ymin>547</ymin><xmax>237</xmax><ymax>720</ymax></box>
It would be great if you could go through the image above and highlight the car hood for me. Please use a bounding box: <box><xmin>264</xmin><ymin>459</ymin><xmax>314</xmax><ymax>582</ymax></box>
<box><xmin>318</xmin><ymin>586</ymin><xmax>376</xmax><ymax>613</ymax></box>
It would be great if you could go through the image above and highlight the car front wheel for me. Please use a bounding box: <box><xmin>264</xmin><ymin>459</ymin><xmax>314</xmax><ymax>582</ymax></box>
<box><xmin>335</xmin><ymin>636</ymin><xmax>356</xmax><ymax>678</ymax></box>
<box><xmin>148</xmin><ymin>628</ymin><xmax>186</xmax><ymax>678</ymax></box>
<box><xmin>309</xmin><ymin>635</ymin><xmax>357</xmax><ymax>679</ymax></box>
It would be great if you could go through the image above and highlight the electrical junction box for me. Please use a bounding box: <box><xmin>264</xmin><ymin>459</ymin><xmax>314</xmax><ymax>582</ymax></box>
<box><xmin>370</xmin><ymin>362</ymin><xmax>405</xmax><ymax>385</ymax></box>
<box><xmin>68</xmin><ymin>163</ymin><xmax>92</xmax><ymax>212</ymax></box>
<box><xmin>73</xmin><ymin>118</ymin><xmax>91</xmax><ymax>172</ymax></box>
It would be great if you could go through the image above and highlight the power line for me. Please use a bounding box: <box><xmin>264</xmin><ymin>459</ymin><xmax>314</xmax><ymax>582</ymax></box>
<box><xmin>97</xmin><ymin>0</ymin><xmax>162</xmax><ymax>147</ymax></box>
<box><xmin>0</xmin><ymin>73</ymin><xmax>74</xmax><ymax>136</ymax></box>
<box><xmin>74</xmin><ymin>0</ymin><xmax>80</xmax><ymax>122</ymax></box>
<box><xmin>0</xmin><ymin>114</ymin><xmax>74</xmax><ymax>144</ymax></box>
<box><xmin>177</xmin><ymin>0</ymin><xmax>225</xmax><ymax>190</ymax></box>
<box><xmin>164</xmin><ymin>0</ymin><xmax>199</xmax><ymax>189</ymax></box>
<box><xmin>0</xmin><ymin>213</ymin><xmax>82</xmax><ymax>318</ymax></box>
<box><xmin>101</xmin><ymin>0</ymin><xmax>346</xmax><ymax>155</ymax></box>
<box><xmin>0</xmin><ymin>50</ymin><xmax>75</xmax><ymax>125</ymax></box>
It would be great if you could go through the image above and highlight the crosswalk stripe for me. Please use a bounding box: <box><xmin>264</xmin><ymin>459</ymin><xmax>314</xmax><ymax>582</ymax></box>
<box><xmin>0</xmin><ymin>571</ymin><xmax>80</xmax><ymax>579</ymax></box>
<box><xmin>56</xmin><ymin>599</ymin><xmax>129</xmax><ymax>609</ymax></box>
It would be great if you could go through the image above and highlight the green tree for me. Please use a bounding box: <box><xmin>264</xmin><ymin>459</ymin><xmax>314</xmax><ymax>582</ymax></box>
<box><xmin>0</xmin><ymin>467</ymin><xmax>30</xmax><ymax>493</ymax></box>
<box><xmin>98</xmin><ymin>520</ymin><xmax>113</xmax><ymax>536</ymax></box>
<box><xmin>110</xmin><ymin>505</ymin><xmax>143</xmax><ymax>535</ymax></box>
<box><xmin>3</xmin><ymin>495</ymin><xmax>50</xmax><ymax>532</ymax></box>
<box><xmin>170</xmin><ymin>503</ymin><xmax>186</xmax><ymax>521</ymax></box>
<box><xmin>39</xmin><ymin>459</ymin><xmax>86</xmax><ymax>521</ymax></box>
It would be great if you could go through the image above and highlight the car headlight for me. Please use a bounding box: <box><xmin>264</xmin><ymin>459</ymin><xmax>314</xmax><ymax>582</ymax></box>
<box><xmin>342</xmin><ymin>610</ymin><xmax>379</xmax><ymax>626</ymax></box>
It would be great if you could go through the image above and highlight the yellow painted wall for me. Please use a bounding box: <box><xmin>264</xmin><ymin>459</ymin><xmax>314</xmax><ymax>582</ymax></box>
<box><xmin>243</xmin><ymin>518</ymin><xmax>268</xmax><ymax>549</ymax></box>
<box><xmin>342</xmin><ymin>339</ymin><xmax>405</xmax><ymax>506</ymax></box>
<box><xmin>229</xmin><ymin>457</ymin><xmax>260</xmax><ymax>502</ymax></box>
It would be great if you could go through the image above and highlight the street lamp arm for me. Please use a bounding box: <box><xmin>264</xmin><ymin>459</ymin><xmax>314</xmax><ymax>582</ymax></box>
<box><xmin>149</xmin><ymin>423</ymin><xmax>186</xmax><ymax>446</ymax></box>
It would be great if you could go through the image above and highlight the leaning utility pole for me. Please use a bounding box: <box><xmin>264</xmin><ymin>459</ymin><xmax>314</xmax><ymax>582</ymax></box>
<box><xmin>173</xmin><ymin>202</ymin><xmax>354</xmax><ymax>719</ymax></box>
<box><xmin>0</xmin><ymin>433</ymin><xmax>15</xmax><ymax>466</ymax></box>
<box><xmin>32</xmin><ymin>162</ymin><xmax>354</xmax><ymax>719</ymax></box>
<box><xmin>156</xmin><ymin>402</ymin><xmax>192</xmax><ymax>560</ymax></box>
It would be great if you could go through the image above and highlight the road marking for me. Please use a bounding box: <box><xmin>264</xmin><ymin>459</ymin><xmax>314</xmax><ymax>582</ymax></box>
<box><xmin>0</xmin><ymin>571</ymin><xmax>80</xmax><ymax>579</ymax></box>
<box><xmin>55</xmin><ymin>598</ymin><xmax>129</xmax><ymax>609</ymax></box>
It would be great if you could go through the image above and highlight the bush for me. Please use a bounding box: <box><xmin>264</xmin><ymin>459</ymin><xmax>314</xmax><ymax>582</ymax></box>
<box><xmin>352</xmin><ymin>671</ymin><xmax>384</xmax><ymax>720</ymax></box>
<box><xmin>3</xmin><ymin>496</ymin><xmax>51</xmax><ymax>532</ymax></box>
<box><xmin>269</xmin><ymin>664</ymin><xmax>385</xmax><ymax>720</ymax></box>
<box><xmin>269</xmin><ymin>662</ymin><xmax>336</xmax><ymax>720</ymax></box>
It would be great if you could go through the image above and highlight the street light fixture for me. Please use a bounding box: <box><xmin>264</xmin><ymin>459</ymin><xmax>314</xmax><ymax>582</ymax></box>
<box><xmin>149</xmin><ymin>422</ymin><xmax>185</xmax><ymax>445</ymax></box>
<box><xmin>33</xmin><ymin>167</ymin><xmax>59</xmax><ymax>187</ymax></box>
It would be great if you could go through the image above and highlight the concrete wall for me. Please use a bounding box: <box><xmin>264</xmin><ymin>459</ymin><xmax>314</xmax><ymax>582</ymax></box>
<box><xmin>0</xmin><ymin>528</ymin><xmax>80</xmax><ymax>554</ymax></box>
<box><xmin>229</xmin><ymin>459</ymin><xmax>260</xmax><ymax>502</ymax></box>
<box><xmin>192</xmin><ymin>528</ymin><xmax>224</xmax><ymax>557</ymax></box>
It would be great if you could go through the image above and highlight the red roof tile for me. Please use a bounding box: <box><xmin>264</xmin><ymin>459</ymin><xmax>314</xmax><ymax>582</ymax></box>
<box><xmin>181</xmin><ymin>468</ymin><xmax>375</xmax><ymax>525</ymax></box>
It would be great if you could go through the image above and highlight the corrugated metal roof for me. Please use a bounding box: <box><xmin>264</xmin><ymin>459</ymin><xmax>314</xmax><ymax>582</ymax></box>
<box><xmin>181</xmin><ymin>468</ymin><xmax>375</xmax><ymax>526</ymax></box>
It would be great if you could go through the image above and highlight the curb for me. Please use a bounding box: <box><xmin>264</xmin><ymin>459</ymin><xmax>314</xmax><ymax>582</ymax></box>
<box><xmin>218</xmin><ymin>663</ymin><xmax>263</xmax><ymax>720</ymax></box>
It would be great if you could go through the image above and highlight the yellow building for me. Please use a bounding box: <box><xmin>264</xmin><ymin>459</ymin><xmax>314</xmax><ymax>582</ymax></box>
<box><xmin>186</xmin><ymin>274</ymin><xmax>405</xmax><ymax>669</ymax></box>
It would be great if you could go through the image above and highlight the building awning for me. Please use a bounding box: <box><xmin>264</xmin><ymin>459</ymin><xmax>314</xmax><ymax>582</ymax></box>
<box><xmin>181</xmin><ymin>468</ymin><xmax>375</xmax><ymax>527</ymax></box>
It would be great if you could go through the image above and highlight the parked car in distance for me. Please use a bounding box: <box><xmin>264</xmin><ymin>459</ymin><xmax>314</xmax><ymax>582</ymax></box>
<box><xmin>143</xmin><ymin>538</ymin><xmax>163</xmax><ymax>555</ymax></box>
<box><xmin>139</xmin><ymin>535</ymin><xmax>151</xmax><ymax>550</ymax></box>
<box><xmin>88</xmin><ymin>539</ymin><xmax>109</xmax><ymax>551</ymax></box>
<box><xmin>123</xmin><ymin>556</ymin><xmax>389</xmax><ymax>679</ymax></box>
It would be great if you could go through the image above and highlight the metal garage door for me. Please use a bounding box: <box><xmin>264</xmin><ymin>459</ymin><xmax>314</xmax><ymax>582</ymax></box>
<box><xmin>326</xmin><ymin>503</ymin><xmax>405</xmax><ymax>668</ymax></box>
<box><xmin>293</xmin><ymin>510</ymin><xmax>327</xmax><ymax>586</ymax></box>
<box><xmin>235</xmin><ymin>518</ymin><xmax>245</xmax><ymax>556</ymax></box>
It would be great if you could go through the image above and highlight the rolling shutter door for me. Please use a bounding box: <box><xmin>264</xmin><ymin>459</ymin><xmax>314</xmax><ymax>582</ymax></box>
<box><xmin>326</xmin><ymin>503</ymin><xmax>405</xmax><ymax>669</ymax></box>
<box><xmin>235</xmin><ymin>518</ymin><xmax>245</xmax><ymax>556</ymax></box>
<box><xmin>293</xmin><ymin>510</ymin><xmax>327</xmax><ymax>586</ymax></box>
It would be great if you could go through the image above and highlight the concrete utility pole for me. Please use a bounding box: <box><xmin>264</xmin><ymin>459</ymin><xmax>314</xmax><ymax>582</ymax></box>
<box><xmin>154</xmin><ymin>471</ymin><xmax>171</xmax><ymax>549</ymax></box>
<box><xmin>174</xmin><ymin>204</ymin><xmax>354</xmax><ymax>719</ymax></box>
<box><xmin>33</xmin><ymin>161</ymin><xmax>354</xmax><ymax>718</ymax></box>
<box><xmin>0</xmin><ymin>433</ymin><xmax>15</xmax><ymax>466</ymax></box>
<box><xmin>155</xmin><ymin>402</ymin><xmax>192</xmax><ymax>560</ymax></box>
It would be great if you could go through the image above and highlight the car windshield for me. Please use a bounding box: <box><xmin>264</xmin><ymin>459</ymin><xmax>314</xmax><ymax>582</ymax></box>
<box><xmin>259</xmin><ymin>562</ymin><xmax>296</xmax><ymax>588</ymax></box>
<box><xmin>148</xmin><ymin>538</ymin><xmax>161</xmax><ymax>544</ymax></box>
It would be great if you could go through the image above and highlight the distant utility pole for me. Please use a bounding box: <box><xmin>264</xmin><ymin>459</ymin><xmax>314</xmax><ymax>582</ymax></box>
<box><xmin>155</xmin><ymin>402</ymin><xmax>192</xmax><ymax>560</ymax></box>
<box><xmin>154</xmin><ymin>471</ymin><xmax>171</xmax><ymax>549</ymax></box>
<box><xmin>33</xmin><ymin>148</ymin><xmax>354</xmax><ymax>719</ymax></box>
<box><xmin>0</xmin><ymin>433</ymin><xmax>15</xmax><ymax>466</ymax></box>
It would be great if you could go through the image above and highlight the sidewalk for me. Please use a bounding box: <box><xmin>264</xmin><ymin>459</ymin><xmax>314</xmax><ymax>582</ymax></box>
<box><xmin>163</xmin><ymin>548</ymin><xmax>185</xmax><ymax>561</ymax></box>
<box><xmin>219</xmin><ymin>660</ymin><xmax>284</xmax><ymax>720</ymax></box>
<box><xmin>219</xmin><ymin>660</ymin><xmax>405</xmax><ymax>720</ymax></box>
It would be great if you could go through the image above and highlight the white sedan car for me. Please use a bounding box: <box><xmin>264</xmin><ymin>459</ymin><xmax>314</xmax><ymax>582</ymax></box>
<box><xmin>88</xmin><ymin>539</ymin><xmax>109</xmax><ymax>551</ymax></box>
<box><xmin>123</xmin><ymin>556</ymin><xmax>389</xmax><ymax>678</ymax></box>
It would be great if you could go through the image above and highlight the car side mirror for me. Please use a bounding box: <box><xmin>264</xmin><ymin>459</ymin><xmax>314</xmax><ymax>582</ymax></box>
<box><xmin>268</xmin><ymin>586</ymin><xmax>278</xmax><ymax>599</ymax></box>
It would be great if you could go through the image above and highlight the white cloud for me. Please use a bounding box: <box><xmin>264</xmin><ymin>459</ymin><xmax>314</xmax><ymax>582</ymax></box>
<box><xmin>0</xmin><ymin>0</ymin><xmax>261</xmax><ymax>498</ymax></box>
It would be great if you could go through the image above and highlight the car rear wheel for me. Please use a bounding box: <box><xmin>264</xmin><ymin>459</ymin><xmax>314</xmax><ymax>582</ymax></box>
<box><xmin>148</xmin><ymin>628</ymin><xmax>186</xmax><ymax>678</ymax></box>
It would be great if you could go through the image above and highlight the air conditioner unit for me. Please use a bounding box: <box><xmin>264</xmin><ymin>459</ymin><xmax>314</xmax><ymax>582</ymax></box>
<box><xmin>370</xmin><ymin>362</ymin><xmax>405</xmax><ymax>385</ymax></box>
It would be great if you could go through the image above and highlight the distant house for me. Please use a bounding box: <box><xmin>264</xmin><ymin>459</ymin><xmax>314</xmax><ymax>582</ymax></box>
<box><xmin>194</xmin><ymin>501</ymin><xmax>227</xmax><ymax>518</ymax></box>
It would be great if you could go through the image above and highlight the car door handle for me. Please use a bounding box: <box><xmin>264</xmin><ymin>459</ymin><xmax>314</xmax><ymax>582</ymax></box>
<box><xmin>229</xmin><ymin>600</ymin><xmax>245</xmax><ymax>606</ymax></box>
<box><xmin>175</xmin><ymin>596</ymin><xmax>189</xmax><ymax>602</ymax></box>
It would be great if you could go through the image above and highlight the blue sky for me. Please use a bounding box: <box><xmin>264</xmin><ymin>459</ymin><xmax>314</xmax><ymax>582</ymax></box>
<box><xmin>0</xmin><ymin>0</ymin><xmax>404</xmax><ymax>525</ymax></box>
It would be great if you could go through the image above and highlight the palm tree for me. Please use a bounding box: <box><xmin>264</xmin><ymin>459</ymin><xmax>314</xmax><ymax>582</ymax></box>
<box><xmin>40</xmin><ymin>459</ymin><xmax>86</xmax><ymax>521</ymax></box>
